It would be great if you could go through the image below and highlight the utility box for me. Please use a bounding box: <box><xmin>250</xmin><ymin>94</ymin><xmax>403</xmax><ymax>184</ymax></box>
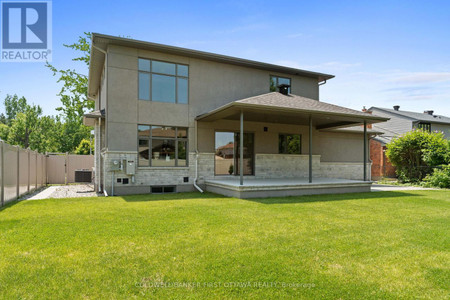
<box><xmin>126</xmin><ymin>160</ymin><xmax>135</xmax><ymax>175</ymax></box>
<box><xmin>109</xmin><ymin>159</ymin><xmax>121</xmax><ymax>171</ymax></box>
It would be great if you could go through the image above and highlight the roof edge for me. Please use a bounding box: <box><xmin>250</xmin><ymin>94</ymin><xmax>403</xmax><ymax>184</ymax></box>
<box><xmin>369</xmin><ymin>106</ymin><xmax>450</xmax><ymax>124</ymax></box>
<box><xmin>369</xmin><ymin>107</ymin><xmax>417</xmax><ymax>120</ymax></box>
<box><xmin>89</xmin><ymin>33</ymin><xmax>334</xmax><ymax>87</ymax></box>
<box><xmin>197</xmin><ymin>95</ymin><xmax>390</xmax><ymax>123</ymax></box>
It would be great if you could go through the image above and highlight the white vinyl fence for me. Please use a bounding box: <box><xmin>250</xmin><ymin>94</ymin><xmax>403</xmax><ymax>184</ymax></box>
<box><xmin>0</xmin><ymin>140</ymin><xmax>46</xmax><ymax>206</ymax></box>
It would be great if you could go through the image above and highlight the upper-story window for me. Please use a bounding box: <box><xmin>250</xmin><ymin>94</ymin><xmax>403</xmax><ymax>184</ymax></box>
<box><xmin>270</xmin><ymin>76</ymin><xmax>291</xmax><ymax>93</ymax></box>
<box><xmin>417</xmin><ymin>122</ymin><xmax>431</xmax><ymax>132</ymax></box>
<box><xmin>138</xmin><ymin>58</ymin><xmax>189</xmax><ymax>104</ymax></box>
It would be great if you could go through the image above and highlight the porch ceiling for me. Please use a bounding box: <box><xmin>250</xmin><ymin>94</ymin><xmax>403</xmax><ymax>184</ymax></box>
<box><xmin>196</xmin><ymin>92</ymin><xmax>389</xmax><ymax>130</ymax></box>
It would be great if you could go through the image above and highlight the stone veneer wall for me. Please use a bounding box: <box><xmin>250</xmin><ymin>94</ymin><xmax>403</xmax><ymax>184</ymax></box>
<box><xmin>254</xmin><ymin>154</ymin><xmax>320</xmax><ymax>178</ymax></box>
<box><xmin>196</xmin><ymin>153</ymin><xmax>371</xmax><ymax>181</ymax></box>
<box><xmin>102</xmin><ymin>152</ymin><xmax>198</xmax><ymax>195</ymax></box>
<box><xmin>316</xmin><ymin>162</ymin><xmax>371</xmax><ymax>181</ymax></box>
<box><xmin>101</xmin><ymin>152</ymin><xmax>371</xmax><ymax>195</ymax></box>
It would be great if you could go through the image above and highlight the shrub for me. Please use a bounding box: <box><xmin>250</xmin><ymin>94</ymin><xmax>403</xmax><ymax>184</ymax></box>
<box><xmin>422</xmin><ymin>165</ymin><xmax>450</xmax><ymax>188</ymax></box>
<box><xmin>386</xmin><ymin>129</ymin><xmax>449</xmax><ymax>182</ymax></box>
<box><xmin>74</xmin><ymin>138</ymin><xmax>94</xmax><ymax>155</ymax></box>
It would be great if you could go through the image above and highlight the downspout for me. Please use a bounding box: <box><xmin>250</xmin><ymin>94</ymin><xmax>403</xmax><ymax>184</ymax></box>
<box><xmin>101</xmin><ymin>151</ymin><xmax>108</xmax><ymax>196</ymax></box>
<box><xmin>194</xmin><ymin>151</ymin><xmax>204</xmax><ymax>193</ymax></box>
<box><xmin>93</xmin><ymin>43</ymin><xmax>108</xmax><ymax>196</ymax></box>
<box><xmin>97</xmin><ymin>117</ymin><xmax>101</xmax><ymax>193</ymax></box>
<box><xmin>111</xmin><ymin>169</ymin><xmax>114</xmax><ymax>196</ymax></box>
<box><xmin>318</xmin><ymin>80</ymin><xmax>327</xmax><ymax>86</ymax></box>
<box><xmin>92</xmin><ymin>44</ymin><xmax>107</xmax><ymax>55</ymax></box>
<box><xmin>193</xmin><ymin>120</ymin><xmax>204</xmax><ymax>193</ymax></box>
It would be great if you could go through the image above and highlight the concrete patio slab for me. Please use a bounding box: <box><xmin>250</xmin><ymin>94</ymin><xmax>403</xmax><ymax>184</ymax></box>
<box><xmin>205</xmin><ymin>177</ymin><xmax>372</xmax><ymax>198</ymax></box>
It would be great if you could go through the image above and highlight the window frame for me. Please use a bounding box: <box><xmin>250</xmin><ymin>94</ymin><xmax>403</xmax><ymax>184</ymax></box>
<box><xmin>138</xmin><ymin>125</ymin><xmax>189</xmax><ymax>168</ymax></box>
<box><xmin>270</xmin><ymin>75</ymin><xmax>291</xmax><ymax>93</ymax></box>
<box><xmin>138</xmin><ymin>58</ymin><xmax>189</xmax><ymax>104</ymax></box>
<box><xmin>278</xmin><ymin>133</ymin><xmax>302</xmax><ymax>154</ymax></box>
<box><xmin>417</xmin><ymin>122</ymin><xmax>431</xmax><ymax>132</ymax></box>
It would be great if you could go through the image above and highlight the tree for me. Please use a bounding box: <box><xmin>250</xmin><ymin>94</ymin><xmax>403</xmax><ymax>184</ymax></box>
<box><xmin>46</xmin><ymin>32</ymin><xmax>94</xmax><ymax>153</ymax></box>
<box><xmin>0</xmin><ymin>123</ymin><xmax>9</xmax><ymax>141</ymax></box>
<box><xmin>386</xmin><ymin>129</ymin><xmax>449</xmax><ymax>182</ymax></box>
<box><xmin>4</xmin><ymin>95</ymin><xmax>43</xmax><ymax>149</ymax></box>
<box><xmin>74</xmin><ymin>138</ymin><xmax>94</xmax><ymax>155</ymax></box>
<box><xmin>0</xmin><ymin>113</ymin><xmax>7</xmax><ymax>125</ymax></box>
<box><xmin>28</xmin><ymin>116</ymin><xmax>63</xmax><ymax>153</ymax></box>
<box><xmin>3</xmin><ymin>94</ymin><xmax>35</xmax><ymax>125</ymax></box>
<box><xmin>1</xmin><ymin>94</ymin><xmax>63</xmax><ymax>152</ymax></box>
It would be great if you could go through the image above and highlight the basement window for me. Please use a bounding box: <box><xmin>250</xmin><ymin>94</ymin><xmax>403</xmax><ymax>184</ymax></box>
<box><xmin>151</xmin><ymin>186</ymin><xmax>176</xmax><ymax>194</ymax></box>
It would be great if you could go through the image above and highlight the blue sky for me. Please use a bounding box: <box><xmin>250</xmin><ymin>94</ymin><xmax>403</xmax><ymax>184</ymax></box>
<box><xmin>1</xmin><ymin>0</ymin><xmax>450</xmax><ymax>116</ymax></box>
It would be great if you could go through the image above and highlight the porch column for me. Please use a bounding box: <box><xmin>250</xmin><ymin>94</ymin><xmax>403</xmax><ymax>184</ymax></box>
<box><xmin>309</xmin><ymin>115</ymin><xmax>313</xmax><ymax>183</ymax></box>
<box><xmin>363</xmin><ymin>120</ymin><xmax>367</xmax><ymax>181</ymax></box>
<box><xmin>240</xmin><ymin>110</ymin><xmax>244</xmax><ymax>185</ymax></box>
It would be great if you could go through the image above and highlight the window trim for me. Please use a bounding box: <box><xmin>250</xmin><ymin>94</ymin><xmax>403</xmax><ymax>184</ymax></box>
<box><xmin>278</xmin><ymin>133</ymin><xmax>302</xmax><ymax>154</ymax></box>
<box><xmin>138</xmin><ymin>125</ymin><xmax>188</xmax><ymax>168</ymax></box>
<box><xmin>270</xmin><ymin>75</ymin><xmax>291</xmax><ymax>93</ymax></box>
<box><xmin>138</xmin><ymin>58</ymin><xmax>189</xmax><ymax>104</ymax></box>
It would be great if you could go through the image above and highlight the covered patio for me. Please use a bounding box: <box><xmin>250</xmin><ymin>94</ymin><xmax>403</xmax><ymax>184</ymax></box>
<box><xmin>196</xmin><ymin>90</ymin><xmax>388</xmax><ymax>198</ymax></box>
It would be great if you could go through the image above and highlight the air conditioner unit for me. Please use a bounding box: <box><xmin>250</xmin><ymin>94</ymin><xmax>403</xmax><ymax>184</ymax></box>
<box><xmin>75</xmin><ymin>169</ymin><xmax>92</xmax><ymax>183</ymax></box>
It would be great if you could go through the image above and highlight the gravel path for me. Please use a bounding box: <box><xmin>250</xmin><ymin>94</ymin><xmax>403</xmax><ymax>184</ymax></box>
<box><xmin>25</xmin><ymin>184</ymin><xmax>98</xmax><ymax>200</ymax></box>
<box><xmin>371</xmin><ymin>184</ymin><xmax>436</xmax><ymax>192</ymax></box>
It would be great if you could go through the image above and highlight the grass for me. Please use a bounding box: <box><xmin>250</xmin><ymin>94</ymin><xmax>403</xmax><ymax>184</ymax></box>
<box><xmin>0</xmin><ymin>191</ymin><xmax>449</xmax><ymax>299</ymax></box>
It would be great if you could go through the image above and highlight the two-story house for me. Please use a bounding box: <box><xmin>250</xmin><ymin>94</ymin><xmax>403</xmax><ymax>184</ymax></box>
<box><xmin>368</xmin><ymin>106</ymin><xmax>450</xmax><ymax>179</ymax></box>
<box><xmin>84</xmin><ymin>33</ymin><xmax>388</xmax><ymax>198</ymax></box>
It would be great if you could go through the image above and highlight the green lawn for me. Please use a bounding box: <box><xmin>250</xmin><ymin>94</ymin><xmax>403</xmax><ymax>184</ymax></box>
<box><xmin>0</xmin><ymin>191</ymin><xmax>449</xmax><ymax>299</ymax></box>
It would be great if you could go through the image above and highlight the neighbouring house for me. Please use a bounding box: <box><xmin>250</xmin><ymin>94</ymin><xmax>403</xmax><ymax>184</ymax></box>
<box><xmin>84</xmin><ymin>33</ymin><xmax>389</xmax><ymax>198</ymax></box>
<box><xmin>368</xmin><ymin>106</ymin><xmax>450</xmax><ymax>179</ymax></box>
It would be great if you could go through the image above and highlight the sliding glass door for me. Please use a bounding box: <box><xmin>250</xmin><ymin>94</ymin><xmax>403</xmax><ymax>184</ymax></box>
<box><xmin>215</xmin><ymin>132</ymin><xmax>254</xmax><ymax>176</ymax></box>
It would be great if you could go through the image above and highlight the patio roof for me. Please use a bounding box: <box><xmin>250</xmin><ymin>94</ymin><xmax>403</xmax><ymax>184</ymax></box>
<box><xmin>83</xmin><ymin>110</ymin><xmax>105</xmax><ymax>127</ymax></box>
<box><xmin>196</xmin><ymin>92</ymin><xmax>389</xmax><ymax>130</ymax></box>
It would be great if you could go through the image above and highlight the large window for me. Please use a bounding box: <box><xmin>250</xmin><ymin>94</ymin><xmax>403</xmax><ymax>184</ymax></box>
<box><xmin>270</xmin><ymin>76</ymin><xmax>291</xmax><ymax>93</ymax></box>
<box><xmin>138</xmin><ymin>58</ymin><xmax>189</xmax><ymax>104</ymax></box>
<box><xmin>214</xmin><ymin>132</ymin><xmax>254</xmax><ymax>175</ymax></box>
<box><xmin>138</xmin><ymin>125</ymin><xmax>188</xmax><ymax>167</ymax></box>
<box><xmin>279</xmin><ymin>134</ymin><xmax>301</xmax><ymax>154</ymax></box>
<box><xmin>417</xmin><ymin>122</ymin><xmax>431</xmax><ymax>132</ymax></box>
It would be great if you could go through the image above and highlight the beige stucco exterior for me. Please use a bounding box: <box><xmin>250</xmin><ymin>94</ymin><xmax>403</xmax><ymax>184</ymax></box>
<box><xmin>101</xmin><ymin>45</ymin><xmax>320</xmax><ymax>154</ymax></box>
<box><xmin>88</xmin><ymin>36</ymin><xmax>375</xmax><ymax>195</ymax></box>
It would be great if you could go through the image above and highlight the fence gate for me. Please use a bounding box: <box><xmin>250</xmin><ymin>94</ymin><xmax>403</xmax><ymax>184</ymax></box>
<box><xmin>46</xmin><ymin>153</ymin><xmax>94</xmax><ymax>184</ymax></box>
